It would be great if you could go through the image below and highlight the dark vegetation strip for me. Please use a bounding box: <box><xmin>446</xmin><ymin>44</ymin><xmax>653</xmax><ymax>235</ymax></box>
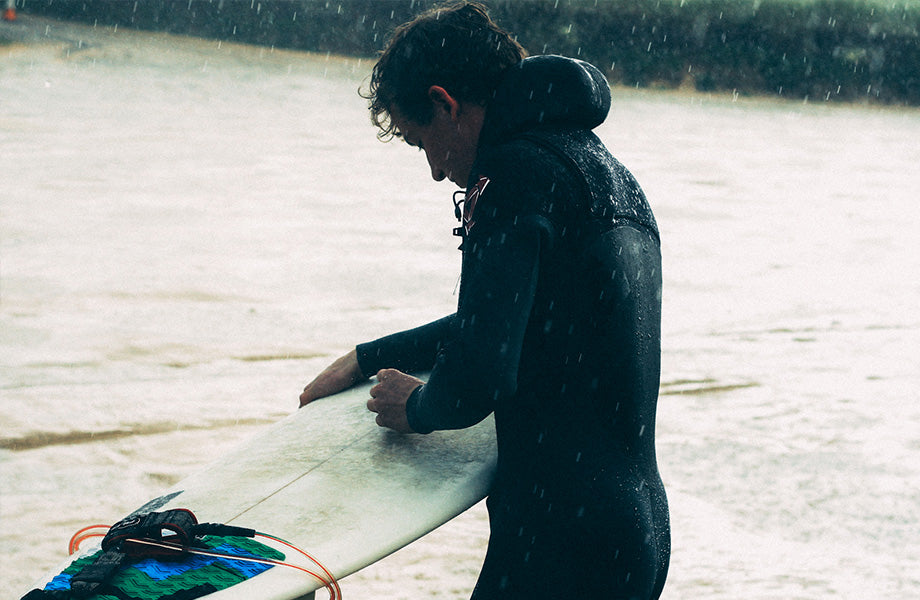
<box><xmin>14</xmin><ymin>0</ymin><xmax>920</xmax><ymax>105</ymax></box>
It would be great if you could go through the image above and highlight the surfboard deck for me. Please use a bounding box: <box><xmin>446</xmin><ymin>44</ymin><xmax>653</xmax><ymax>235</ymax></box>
<box><xmin>25</xmin><ymin>376</ymin><xmax>497</xmax><ymax>600</ymax></box>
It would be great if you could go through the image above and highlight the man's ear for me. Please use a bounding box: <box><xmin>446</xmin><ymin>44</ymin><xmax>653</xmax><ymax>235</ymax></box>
<box><xmin>428</xmin><ymin>85</ymin><xmax>460</xmax><ymax>120</ymax></box>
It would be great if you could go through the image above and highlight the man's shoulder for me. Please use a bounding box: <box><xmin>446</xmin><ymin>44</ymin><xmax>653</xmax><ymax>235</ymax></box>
<box><xmin>474</xmin><ymin>135</ymin><xmax>582</xmax><ymax>200</ymax></box>
<box><xmin>461</xmin><ymin>140</ymin><xmax>583</xmax><ymax>242</ymax></box>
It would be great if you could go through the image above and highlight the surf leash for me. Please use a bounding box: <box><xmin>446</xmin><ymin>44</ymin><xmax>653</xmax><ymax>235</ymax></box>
<box><xmin>22</xmin><ymin>508</ymin><xmax>341</xmax><ymax>600</ymax></box>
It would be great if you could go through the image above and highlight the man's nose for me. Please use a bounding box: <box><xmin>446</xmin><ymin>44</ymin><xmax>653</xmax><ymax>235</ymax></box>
<box><xmin>425</xmin><ymin>151</ymin><xmax>446</xmax><ymax>182</ymax></box>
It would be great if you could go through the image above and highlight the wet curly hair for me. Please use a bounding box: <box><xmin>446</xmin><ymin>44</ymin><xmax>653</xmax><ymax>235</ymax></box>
<box><xmin>362</xmin><ymin>1</ymin><xmax>527</xmax><ymax>140</ymax></box>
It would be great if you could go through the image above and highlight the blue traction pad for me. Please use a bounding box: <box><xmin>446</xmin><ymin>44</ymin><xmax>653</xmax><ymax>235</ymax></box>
<box><xmin>44</xmin><ymin>536</ymin><xmax>285</xmax><ymax>598</ymax></box>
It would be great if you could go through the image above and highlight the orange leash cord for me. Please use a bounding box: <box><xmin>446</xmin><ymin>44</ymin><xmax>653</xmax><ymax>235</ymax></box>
<box><xmin>67</xmin><ymin>526</ymin><xmax>342</xmax><ymax>600</ymax></box>
<box><xmin>68</xmin><ymin>525</ymin><xmax>109</xmax><ymax>555</ymax></box>
<box><xmin>257</xmin><ymin>533</ymin><xmax>343</xmax><ymax>600</ymax></box>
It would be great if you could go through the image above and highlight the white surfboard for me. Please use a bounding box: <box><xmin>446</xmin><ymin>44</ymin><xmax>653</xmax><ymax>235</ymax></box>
<box><xmin>25</xmin><ymin>376</ymin><xmax>497</xmax><ymax>600</ymax></box>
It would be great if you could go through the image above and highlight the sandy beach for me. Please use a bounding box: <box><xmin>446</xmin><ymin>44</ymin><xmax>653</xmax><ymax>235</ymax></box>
<box><xmin>2</xmin><ymin>15</ymin><xmax>919</xmax><ymax>599</ymax></box>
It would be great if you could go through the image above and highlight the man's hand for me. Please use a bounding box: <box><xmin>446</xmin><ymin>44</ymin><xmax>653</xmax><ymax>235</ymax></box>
<box><xmin>299</xmin><ymin>349</ymin><xmax>365</xmax><ymax>407</ymax></box>
<box><xmin>367</xmin><ymin>368</ymin><xmax>424</xmax><ymax>433</ymax></box>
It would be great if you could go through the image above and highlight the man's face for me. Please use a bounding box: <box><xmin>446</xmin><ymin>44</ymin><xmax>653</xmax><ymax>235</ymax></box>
<box><xmin>391</xmin><ymin>92</ymin><xmax>482</xmax><ymax>188</ymax></box>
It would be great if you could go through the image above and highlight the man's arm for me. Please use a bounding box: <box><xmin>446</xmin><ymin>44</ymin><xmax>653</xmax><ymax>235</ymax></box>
<box><xmin>407</xmin><ymin>213</ymin><xmax>553</xmax><ymax>433</ymax></box>
<box><xmin>299</xmin><ymin>349</ymin><xmax>365</xmax><ymax>407</ymax></box>
<box><xmin>298</xmin><ymin>315</ymin><xmax>453</xmax><ymax>408</ymax></box>
<box><xmin>356</xmin><ymin>315</ymin><xmax>454</xmax><ymax>377</ymax></box>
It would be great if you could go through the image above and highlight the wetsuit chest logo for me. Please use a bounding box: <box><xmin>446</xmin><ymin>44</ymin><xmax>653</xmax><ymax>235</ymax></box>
<box><xmin>464</xmin><ymin>176</ymin><xmax>490</xmax><ymax>235</ymax></box>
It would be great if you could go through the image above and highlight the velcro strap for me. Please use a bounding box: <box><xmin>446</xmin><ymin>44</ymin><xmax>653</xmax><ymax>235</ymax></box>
<box><xmin>193</xmin><ymin>523</ymin><xmax>256</xmax><ymax>539</ymax></box>
<box><xmin>102</xmin><ymin>508</ymin><xmax>198</xmax><ymax>554</ymax></box>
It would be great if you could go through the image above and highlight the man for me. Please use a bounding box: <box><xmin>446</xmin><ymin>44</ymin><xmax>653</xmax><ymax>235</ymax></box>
<box><xmin>300</xmin><ymin>3</ymin><xmax>669</xmax><ymax>598</ymax></box>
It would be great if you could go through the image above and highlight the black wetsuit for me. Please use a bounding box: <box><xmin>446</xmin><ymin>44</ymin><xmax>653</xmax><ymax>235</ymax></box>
<box><xmin>356</xmin><ymin>55</ymin><xmax>669</xmax><ymax>600</ymax></box>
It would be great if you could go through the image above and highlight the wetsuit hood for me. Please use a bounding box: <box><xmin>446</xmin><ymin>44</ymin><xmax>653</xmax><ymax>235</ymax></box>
<box><xmin>478</xmin><ymin>55</ymin><xmax>611</xmax><ymax>148</ymax></box>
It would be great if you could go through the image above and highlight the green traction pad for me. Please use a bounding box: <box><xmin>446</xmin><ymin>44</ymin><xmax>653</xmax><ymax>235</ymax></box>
<box><xmin>44</xmin><ymin>536</ymin><xmax>285</xmax><ymax>599</ymax></box>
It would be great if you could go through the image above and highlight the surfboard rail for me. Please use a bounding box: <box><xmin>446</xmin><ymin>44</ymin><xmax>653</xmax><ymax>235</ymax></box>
<box><xmin>26</xmin><ymin>376</ymin><xmax>497</xmax><ymax>599</ymax></box>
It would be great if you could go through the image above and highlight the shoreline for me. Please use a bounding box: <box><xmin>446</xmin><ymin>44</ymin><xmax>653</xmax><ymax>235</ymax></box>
<box><xmin>7</xmin><ymin>0</ymin><xmax>920</xmax><ymax>106</ymax></box>
<box><xmin>4</xmin><ymin>13</ymin><xmax>918</xmax><ymax>114</ymax></box>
